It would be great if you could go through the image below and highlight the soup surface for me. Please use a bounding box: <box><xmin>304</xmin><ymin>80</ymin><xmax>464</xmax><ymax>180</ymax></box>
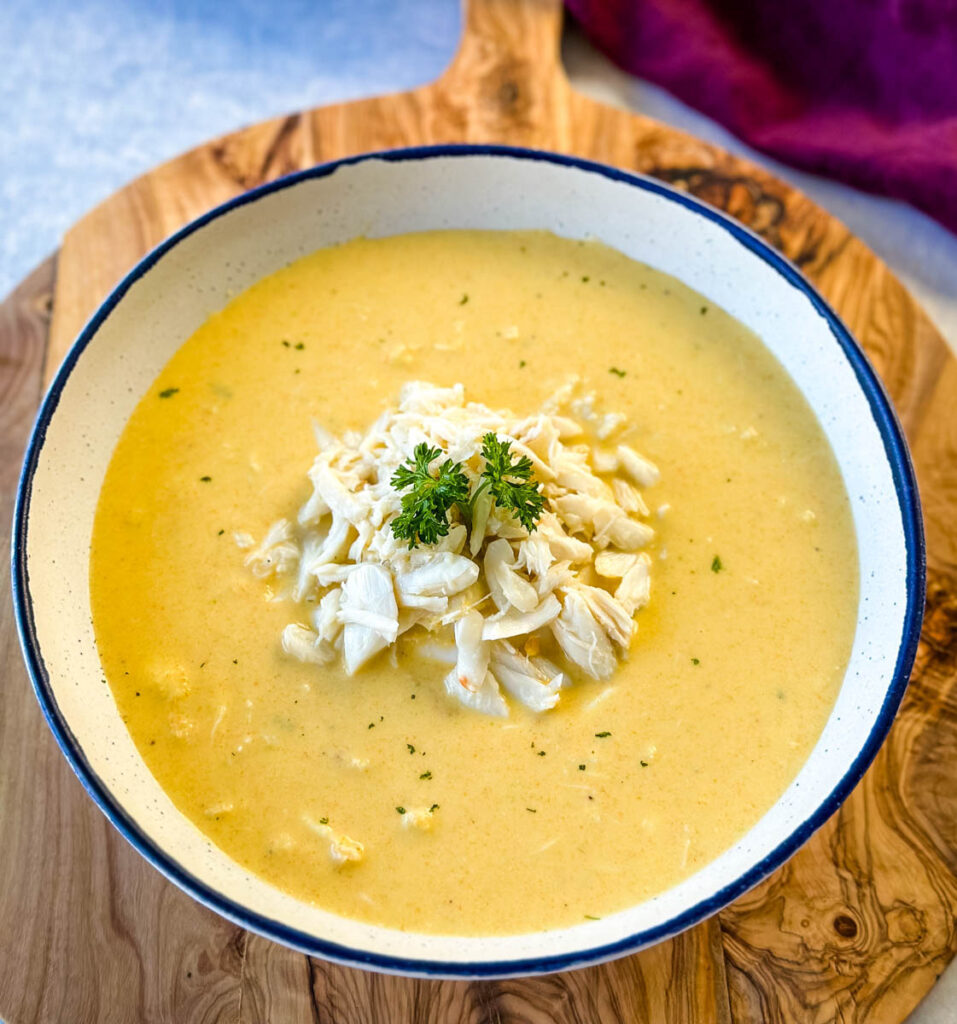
<box><xmin>91</xmin><ymin>230</ymin><xmax>858</xmax><ymax>934</ymax></box>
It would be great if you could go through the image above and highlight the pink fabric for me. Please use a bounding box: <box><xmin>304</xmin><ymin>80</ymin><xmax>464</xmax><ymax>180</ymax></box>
<box><xmin>566</xmin><ymin>0</ymin><xmax>957</xmax><ymax>234</ymax></box>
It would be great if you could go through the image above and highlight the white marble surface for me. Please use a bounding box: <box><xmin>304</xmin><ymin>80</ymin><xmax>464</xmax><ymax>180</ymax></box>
<box><xmin>1</xmin><ymin>0</ymin><xmax>953</xmax><ymax>1015</ymax></box>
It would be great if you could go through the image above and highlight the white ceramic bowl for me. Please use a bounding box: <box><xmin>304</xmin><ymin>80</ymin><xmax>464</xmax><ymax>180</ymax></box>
<box><xmin>13</xmin><ymin>146</ymin><xmax>924</xmax><ymax>978</ymax></box>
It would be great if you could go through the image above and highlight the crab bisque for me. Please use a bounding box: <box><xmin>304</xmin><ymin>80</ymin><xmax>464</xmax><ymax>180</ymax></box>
<box><xmin>90</xmin><ymin>230</ymin><xmax>858</xmax><ymax>934</ymax></box>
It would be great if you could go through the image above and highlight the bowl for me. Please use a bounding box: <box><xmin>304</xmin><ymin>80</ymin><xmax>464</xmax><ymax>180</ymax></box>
<box><xmin>12</xmin><ymin>145</ymin><xmax>924</xmax><ymax>978</ymax></box>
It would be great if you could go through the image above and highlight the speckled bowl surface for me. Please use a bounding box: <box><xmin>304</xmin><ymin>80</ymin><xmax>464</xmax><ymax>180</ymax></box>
<box><xmin>12</xmin><ymin>146</ymin><xmax>924</xmax><ymax>978</ymax></box>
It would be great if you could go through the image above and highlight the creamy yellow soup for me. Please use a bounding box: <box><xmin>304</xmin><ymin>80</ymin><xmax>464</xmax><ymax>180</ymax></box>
<box><xmin>90</xmin><ymin>230</ymin><xmax>858</xmax><ymax>934</ymax></box>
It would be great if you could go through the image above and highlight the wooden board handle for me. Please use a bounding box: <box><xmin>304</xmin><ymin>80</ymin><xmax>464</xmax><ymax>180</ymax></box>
<box><xmin>434</xmin><ymin>0</ymin><xmax>568</xmax><ymax>142</ymax></box>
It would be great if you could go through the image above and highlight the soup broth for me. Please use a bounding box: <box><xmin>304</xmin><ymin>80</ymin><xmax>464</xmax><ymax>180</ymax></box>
<box><xmin>90</xmin><ymin>230</ymin><xmax>858</xmax><ymax>934</ymax></box>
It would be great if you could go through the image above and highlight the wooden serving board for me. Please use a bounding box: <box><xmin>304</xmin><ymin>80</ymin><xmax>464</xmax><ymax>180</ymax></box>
<box><xmin>2</xmin><ymin>1</ymin><xmax>956</xmax><ymax>1021</ymax></box>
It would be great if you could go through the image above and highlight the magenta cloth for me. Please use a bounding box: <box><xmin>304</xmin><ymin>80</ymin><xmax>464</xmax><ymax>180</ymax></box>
<box><xmin>566</xmin><ymin>0</ymin><xmax>957</xmax><ymax>234</ymax></box>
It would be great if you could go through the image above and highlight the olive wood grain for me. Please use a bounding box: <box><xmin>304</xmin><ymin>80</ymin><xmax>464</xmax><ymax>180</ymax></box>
<box><xmin>2</xmin><ymin>0</ymin><xmax>956</xmax><ymax>1020</ymax></box>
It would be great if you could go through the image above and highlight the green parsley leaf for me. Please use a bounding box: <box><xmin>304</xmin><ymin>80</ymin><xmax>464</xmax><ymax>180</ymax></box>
<box><xmin>711</xmin><ymin>555</ymin><xmax>723</xmax><ymax>573</ymax></box>
<box><xmin>595</xmin><ymin>731</ymin><xmax>611</xmax><ymax>738</ymax></box>
<box><xmin>608</xmin><ymin>367</ymin><xmax>626</xmax><ymax>378</ymax></box>
<box><xmin>390</xmin><ymin>443</ymin><xmax>470</xmax><ymax>549</ymax></box>
<box><xmin>478</xmin><ymin>433</ymin><xmax>545</xmax><ymax>531</ymax></box>
<box><xmin>396</xmin><ymin>806</ymin><xmax>406</xmax><ymax>815</ymax></box>
<box><xmin>158</xmin><ymin>387</ymin><xmax>179</xmax><ymax>398</ymax></box>
<box><xmin>390</xmin><ymin>435</ymin><xmax>545</xmax><ymax>548</ymax></box>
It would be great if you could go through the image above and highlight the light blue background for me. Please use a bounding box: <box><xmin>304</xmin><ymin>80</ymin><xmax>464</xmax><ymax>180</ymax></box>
<box><xmin>0</xmin><ymin>0</ymin><xmax>460</xmax><ymax>296</ymax></box>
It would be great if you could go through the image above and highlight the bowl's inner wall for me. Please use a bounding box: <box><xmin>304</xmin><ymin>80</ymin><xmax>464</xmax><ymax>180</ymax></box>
<box><xmin>22</xmin><ymin>153</ymin><xmax>909</xmax><ymax>970</ymax></box>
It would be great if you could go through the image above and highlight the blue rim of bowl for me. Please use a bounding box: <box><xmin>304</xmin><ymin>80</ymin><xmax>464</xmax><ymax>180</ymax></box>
<box><xmin>11</xmin><ymin>143</ymin><xmax>925</xmax><ymax>978</ymax></box>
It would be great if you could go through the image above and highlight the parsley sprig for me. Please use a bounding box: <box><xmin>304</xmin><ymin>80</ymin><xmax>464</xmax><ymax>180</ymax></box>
<box><xmin>391</xmin><ymin>444</ymin><xmax>470</xmax><ymax>549</ymax></box>
<box><xmin>471</xmin><ymin>433</ymin><xmax>546</xmax><ymax>531</ymax></box>
<box><xmin>390</xmin><ymin>434</ymin><xmax>545</xmax><ymax>548</ymax></box>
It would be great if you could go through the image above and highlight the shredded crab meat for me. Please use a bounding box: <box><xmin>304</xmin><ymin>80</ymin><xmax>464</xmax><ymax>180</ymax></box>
<box><xmin>401</xmin><ymin>806</ymin><xmax>437</xmax><ymax>830</ymax></box>
<box><xmin>246</xmin><ymin>380</ymin><xmax>658</xmax><ymax>715</ymax></box>
<box><xmin>302</xmin><ymin>814</ymin><xmax>364</xmax><ymax>866</ymax></box>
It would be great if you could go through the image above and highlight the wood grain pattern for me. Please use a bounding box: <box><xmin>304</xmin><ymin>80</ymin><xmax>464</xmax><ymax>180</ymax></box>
<box><xmin>3</xmin><ymin>0</ymin><xmax>956</xmax><ymax>1020</ymax></box>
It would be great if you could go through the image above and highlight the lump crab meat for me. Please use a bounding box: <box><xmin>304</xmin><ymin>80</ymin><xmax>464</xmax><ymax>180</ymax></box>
<box><xmin>246</xmin><ymin>379</ymin><xmax>658</xmax><ymax>715</ymax></box>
